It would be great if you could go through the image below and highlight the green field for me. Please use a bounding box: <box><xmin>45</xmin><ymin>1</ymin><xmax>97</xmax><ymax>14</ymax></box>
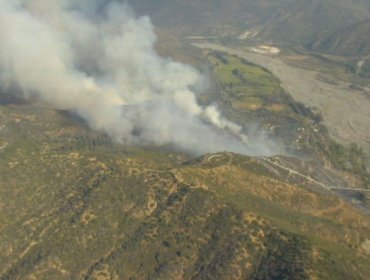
<box><xmin>208</xmin><ymin>52</ymin><xmax>285</xmax><ymax>111</ymax></box>
<box><xmin>205</xmin><ymin>51</ymin><xmax>370</xmax><ymax>188</ymax></box>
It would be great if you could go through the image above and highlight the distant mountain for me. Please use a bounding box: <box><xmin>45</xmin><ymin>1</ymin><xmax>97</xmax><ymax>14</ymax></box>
<box><xmin>129</xmin><ymin>0</ymin><xmax>370</xmax><ymax>54</ymax></box>
<box><xmin>256</xmin><ymin>0</ymin><xmax>370</xmax><ymax>46</ymax></box>
<box><xmin>308</xmin><ymin>19</ymin><xmax>370</xmax><ymax>56</ymax></box>
<box><xmin>128</xmin><ymin>0</ymin><xmax>300</xmax><ymax>36</ymax></box>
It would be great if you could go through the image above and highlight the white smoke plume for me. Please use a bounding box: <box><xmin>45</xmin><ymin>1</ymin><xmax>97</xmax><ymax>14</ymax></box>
<box><xmin>0</xmin><ymin>0</ymin><xmax>279</xmax><ymax>156</ymax></box>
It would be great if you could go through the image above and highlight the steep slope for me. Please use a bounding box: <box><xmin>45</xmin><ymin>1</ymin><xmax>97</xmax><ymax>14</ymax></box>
<box><xmin>1</xmin><ymin>104</ymin><xmax>370</xmax><ymax>279</ymax></box>
<box><xmin>129</xmin><ymin>0</ymin><xmax>370</xmax><ymax>47</ymax></box>
<box><xmin>254</xmin><ymin>0</ymin><xmax>370</xmax><ymax>45</ymax></box>
<box><xmin>308</xmin><ymin>19</ymin><xmax>370</xmax><ymax>57</ymax></box>
<box><xmin>128</xmin><ymin>0</ymin><xmax>295</xmax><ymax>36</ymax></box>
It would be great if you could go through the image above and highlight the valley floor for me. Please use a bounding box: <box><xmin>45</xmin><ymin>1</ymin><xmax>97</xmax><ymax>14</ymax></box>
<box><xmin>193</xmin><ymin>42</ymin><xmax>370</xmax><ymax>150</ymax></box>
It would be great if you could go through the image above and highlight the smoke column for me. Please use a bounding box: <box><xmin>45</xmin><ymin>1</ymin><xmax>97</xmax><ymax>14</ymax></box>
<box><xmin>0</xmin><ymin>0</ymin><xmax>279</xmax><ymax>156</ymax></box>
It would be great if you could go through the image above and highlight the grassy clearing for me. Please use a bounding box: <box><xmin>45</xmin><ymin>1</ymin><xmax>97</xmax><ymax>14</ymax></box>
<box><xmin>209</xmin><ymin>52</ymin><xmax>283</xmax><ymax>109</ymax></box>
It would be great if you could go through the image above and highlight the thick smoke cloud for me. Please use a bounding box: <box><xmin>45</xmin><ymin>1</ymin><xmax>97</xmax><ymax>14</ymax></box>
<box><xmin>0</xmin><ymin>0</ymin><xmax>279</xmax><ymax>156</ymax></box>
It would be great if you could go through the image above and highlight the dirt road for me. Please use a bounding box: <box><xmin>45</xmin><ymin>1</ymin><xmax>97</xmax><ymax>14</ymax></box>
<box><xmin>261</xmin><ymin>157</ymin><xmax>370</xmax><ymax>192</ymax></box>
<box><xmin>194</xmin><ymin>42</ymin><xmax>370</xmax><ymax>149</ymax></box>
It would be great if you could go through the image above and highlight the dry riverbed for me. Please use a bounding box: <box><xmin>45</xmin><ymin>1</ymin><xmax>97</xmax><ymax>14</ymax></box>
<box><xmin>194</xmin><ymin>42</ymin><xmax>370</xmax><ymax>150</ymax></box>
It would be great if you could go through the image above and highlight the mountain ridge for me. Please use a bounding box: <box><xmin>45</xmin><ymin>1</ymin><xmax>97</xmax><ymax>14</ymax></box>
<box><xmin>129</xmin><ymin>0</ymin><xmax>370</xmax><ymax>56</ymax></box>
<box><xmin>308</xmin><ymin>18</ymin><xmax>370</xmax><ymax>57</ymax></box>
<box><xmin>1</xmin><ymin>103</ymin><xmax>369</xmax><ymax>279</ymax></box>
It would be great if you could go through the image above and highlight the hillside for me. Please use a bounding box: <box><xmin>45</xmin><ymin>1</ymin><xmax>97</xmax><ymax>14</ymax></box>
<box><xmin>308</xmin><ymin>19</ymin><xmax>370</xmax><ymax>57</ymax></box>
<box><xmin>129</xmin><ymin>0</ymin><xmax>290</xmax><ymax>35</ymax></box>
<box><xmin>2</xmin><ymin>1</ymin><xmax>370</xmax><ymax>279</ymax></box>
<box><xmin>1</xmin><ymin>35</ymin><xmax>370</xmax><ymax>280</ymax></box>
<box><xmin>129</xmin><ymin>0</ymin><xmax>370</xmax><ymax>49</ymax></box>
<box><xmin>256</xmin><ymin>0</ymin><xmax>370</xmax><ymax>46</ymax></box>
<box><xmin>1</xmin><ymin>104</ymin><xmax>370</xmax><ymax>279</ymax></box>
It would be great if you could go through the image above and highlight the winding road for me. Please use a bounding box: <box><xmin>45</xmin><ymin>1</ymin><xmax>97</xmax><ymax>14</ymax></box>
<box><xmin>261</xmin><ymin>157</ymin><xmax>370</xmax><ymax>192</ymax></box>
